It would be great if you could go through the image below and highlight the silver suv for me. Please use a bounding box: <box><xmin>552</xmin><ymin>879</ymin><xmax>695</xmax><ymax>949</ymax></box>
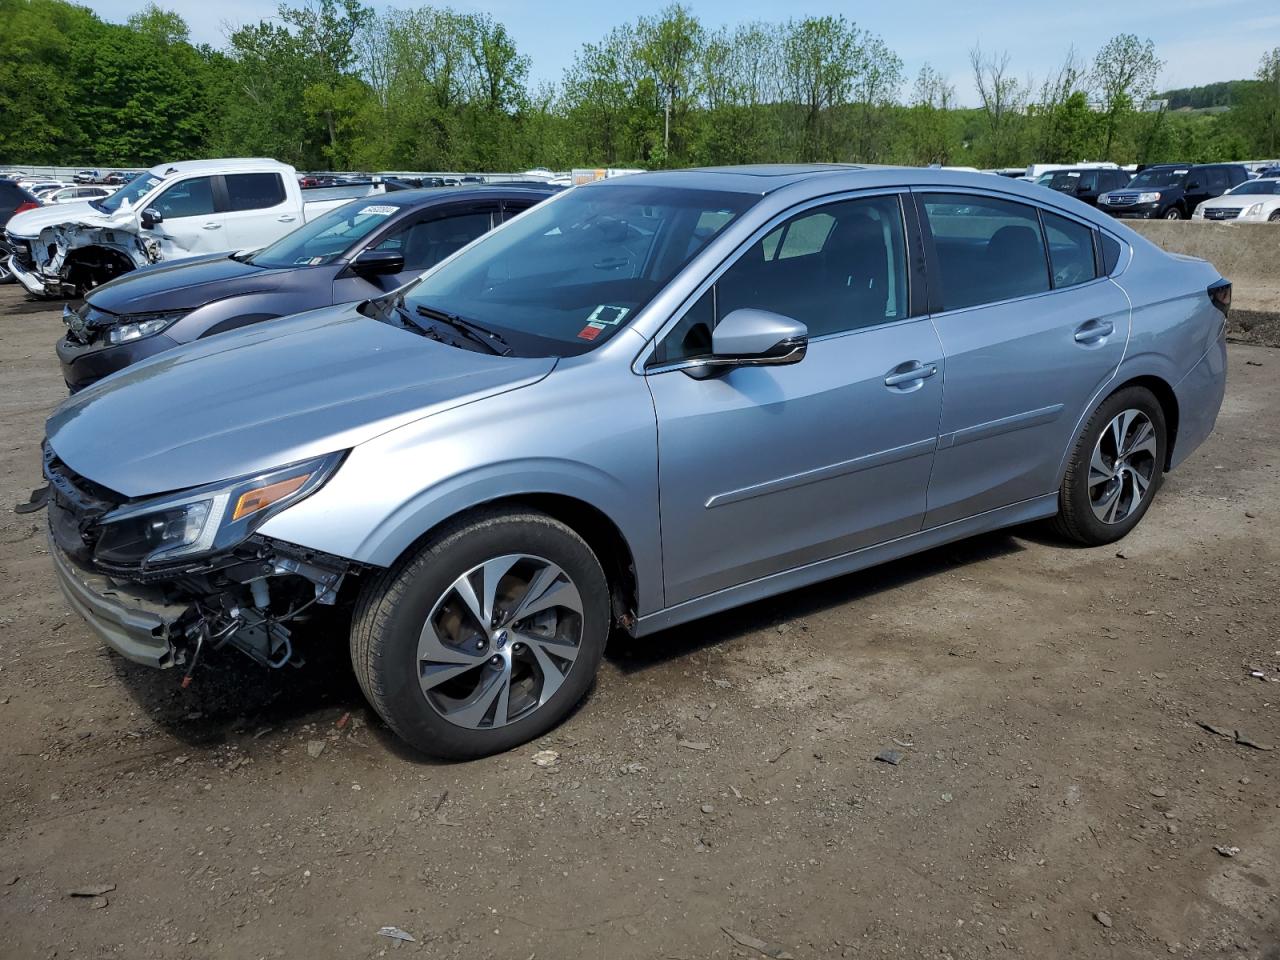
<box><xmin>43</xmin><ymin>165</ymin><xmax>1228</xmax><ymax>758</ymax></box>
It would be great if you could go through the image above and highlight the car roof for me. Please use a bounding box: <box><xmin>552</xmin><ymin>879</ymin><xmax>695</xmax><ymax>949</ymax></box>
<box><xmin>371</xmin><ymin>184</ymin><xmax>559</xmax><ymax>209</ymax></box>
<box><xmin>145</xmin><ymin>158</ymin><xmax>296</xmax><ymax>178</ymax></box>
<box><xmin>613</xmin><ymin>164</ymin><xmax>863</xmax><ymax>195</ymax></box>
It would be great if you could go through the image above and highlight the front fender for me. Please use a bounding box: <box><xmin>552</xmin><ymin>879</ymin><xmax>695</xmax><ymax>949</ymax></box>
<box><xmin>257</xmin><ymin>360</ymin><xmax>663</xmax><ymax>613</ymax></box>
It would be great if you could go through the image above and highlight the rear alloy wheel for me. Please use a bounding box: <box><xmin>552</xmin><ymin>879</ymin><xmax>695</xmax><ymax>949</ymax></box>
<box><xmin>351</xmin><ymin>508</ymin><xmax>609</xmax><ymax>759</ymax></box>
<box><xmin>1052</xmin><ymin>387</ymin><xmax>1167</xmax><ymax>545</ymax></box>
<box><xmin>1162</xmin><ymin>206</ymin><xmax>1182</xmax><ymax>220</ymax></box>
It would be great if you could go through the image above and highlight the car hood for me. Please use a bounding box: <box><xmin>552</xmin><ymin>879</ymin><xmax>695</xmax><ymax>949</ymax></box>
<box><xmin>86</xmin><ymin>253</ymin><xmax>285</xmax><ymax>316</ymax></box>
<box><xmin>5</xmin><ymin>201</ymin><xmax>117</xmax><ymax>237</ymax></box>
<box><xmin>1201</xmin><ymin>193</ymin><xmax>1278</xmax><ymax>208</ymax></box>
<box><xmin>46</xmin><ymin>304</ymin><xmax>557</xmax><ymax>498</ymax></box>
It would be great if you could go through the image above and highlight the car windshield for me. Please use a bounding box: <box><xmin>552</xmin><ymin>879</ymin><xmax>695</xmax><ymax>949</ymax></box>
<box><xmin>399</xmin><ymin>184</ymin><xmax>757</xmax><ymax>357</ymax></box>
<box><xmin>1129</xmin><ymin>167</ymin><xmax>1189</xmax><ymax>188</ymax></box>
<box><xmin>1228</xmin><ymin>179</ymin><xmax>1278</xmax><ymax>195</ymax></box>
<box><xmin>92</xmin><ymin>172</ymin><xmax>162</xmax><ymax>214</ymax></box>
<box><xmin>249</xmin><ymin>200</ymin><xmax>401</xmax><ymax>268</ymax></box>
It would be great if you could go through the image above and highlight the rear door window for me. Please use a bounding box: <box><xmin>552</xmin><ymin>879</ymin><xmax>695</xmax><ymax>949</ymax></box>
<box><xmin>919</xmin><ymin>193</ymin><xmax>1050</xmax><ymax>310</ymax></box>
<box><xmin>224</xmin><ymin>173</ymin><xmax>287</xmax><ymax>211</ymax></box>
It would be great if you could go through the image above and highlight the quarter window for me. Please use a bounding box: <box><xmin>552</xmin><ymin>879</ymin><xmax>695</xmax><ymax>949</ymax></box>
<box><xmin>224</xmin><ymin>172</ymin><xmax>287</xmax><ymax>211</ymax></box>
<box><xmin>653</xmin><ymin>194</ymin><xmax>909</xmax><ymax>365</ymax></box>
<box><xmin>1042</xmin><ymin>212</ymin><xmax>1097</xmax><ymax>289</ymax></box>
<box><xmin>920</xmin><ymin>193</ymin><xmax>1050</xmax><ymax>310</ymax></box>
<box><xmin>151</xmin><ymin>176</ymin><xmax>215</xmax><ymax>219</ymax></box>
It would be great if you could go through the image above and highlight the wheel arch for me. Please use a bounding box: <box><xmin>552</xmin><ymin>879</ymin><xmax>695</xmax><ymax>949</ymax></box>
<box><xmin>64</xmin><ymin>244</ymin><xmax>136</xmax><ymax>289</ymax></box>
<box><xmin>1114</xmin><ymin>374</ymin><xmax>1179</xmax><ymax>469</ymax></box>
<box><xmin>379</xmin><ymin>493</ymin><xmax>641</xmax><ymax>630</ymax></box>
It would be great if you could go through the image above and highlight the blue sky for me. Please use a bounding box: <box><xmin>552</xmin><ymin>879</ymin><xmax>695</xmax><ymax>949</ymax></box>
<box><xmin>82</xmin><ymin>0</ymin><xmax>1279</xmax><ymax>105</ymax></box>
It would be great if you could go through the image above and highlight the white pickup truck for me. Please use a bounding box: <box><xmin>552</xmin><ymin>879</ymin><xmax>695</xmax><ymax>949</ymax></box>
<box><xmin>5</xmin><ymin>158</ymin><xmax>389</xmax><ymax>298</ymax></box>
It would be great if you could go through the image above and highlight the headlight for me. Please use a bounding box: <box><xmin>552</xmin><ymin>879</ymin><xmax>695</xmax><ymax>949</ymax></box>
<box><xmin>104</xmin><ymin>311</ymin><xmax>188</xmax><ymax>345</ymax></box>
<box><xmin>1137</xmin><ymin>192</ymin><xmax>1161</xmax><ymax>204</ymax></box>
<box><xmin>93</xmin><ymin>452</ymin><xmax>344</xmax><ymax>566</ymax></box>
<box><xmin>1192</xmin><ymin>203</ymin><xmax>1205</xmax><ymax>219</ymax></box>
<box><xmin>1243</xmin><ymin>203</ymin><xmax>1262</xmax><ymax>217</ymax></box>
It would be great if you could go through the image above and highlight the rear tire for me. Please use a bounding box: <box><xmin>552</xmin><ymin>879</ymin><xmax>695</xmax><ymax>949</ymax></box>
<box><xmin>1162</xmin><ymin>206</ymin><xmax>1182</xmax><ymax>220</ymax></box>
<box><xmin>350</xmin><ymin>507</ymin><xmax>610</xmax><ymax>759</ymax></box>
<box><xmin>1052</xmin><ymin>386</ymin><xmax>1167</xmax><ymax>545</ymax></box>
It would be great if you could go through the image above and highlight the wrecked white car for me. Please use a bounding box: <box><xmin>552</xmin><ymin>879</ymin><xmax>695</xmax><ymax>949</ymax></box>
<box><xmin>5</xmin><ymin>158</ymin><xmax>387</xmax><ymax>298</ymax></box>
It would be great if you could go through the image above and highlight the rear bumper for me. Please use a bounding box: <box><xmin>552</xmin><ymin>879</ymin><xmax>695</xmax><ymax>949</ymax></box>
<box><xmin>49</xmin><ymin>536</ymin><xmax>185</xmax><ymax>668</ymax></box>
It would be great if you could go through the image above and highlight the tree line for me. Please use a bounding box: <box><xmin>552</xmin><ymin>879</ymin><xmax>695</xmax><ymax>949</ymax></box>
<box><xmin>2</xmin><ymin>0</ymin><xmax>1278</xmax><ymax>171</ymax></box>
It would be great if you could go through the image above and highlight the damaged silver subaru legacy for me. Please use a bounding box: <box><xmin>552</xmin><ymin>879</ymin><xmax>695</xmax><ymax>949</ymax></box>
<box><xmin>42</xmin><ymin>166</ymin><xmax>1228</xmax><ymax>758</ymax></box>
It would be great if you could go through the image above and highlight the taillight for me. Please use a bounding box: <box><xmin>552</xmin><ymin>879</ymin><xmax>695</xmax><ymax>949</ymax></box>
<box><xmin>14</xmin><ymin>201</ymin><xmax>38</xmax><ymax>214</ymax></box>
<box><xmin>1208</xmin><ymin>279</ymin><xmax>1231</xmax><ymax>317</ymax></box>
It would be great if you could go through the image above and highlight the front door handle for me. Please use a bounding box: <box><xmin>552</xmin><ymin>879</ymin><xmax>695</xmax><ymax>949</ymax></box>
<box><xmin>884</xmin><ymin>362</ymin><xmax>938</xmax><ymax>388</ymax></box>
<box><xmin>202</xmin><ymin>222</ymin><xmax>222</xmax><ymax>230</ymax></box>
<box><xmin>1074</xmin><ymin>319</ymin><xmax>1114</xmax><ymax>344</ymax></box>
<box><xmin>277</xmin><ymin>215</ymin><xmax>296</xmax><ymax>223</ymax></box>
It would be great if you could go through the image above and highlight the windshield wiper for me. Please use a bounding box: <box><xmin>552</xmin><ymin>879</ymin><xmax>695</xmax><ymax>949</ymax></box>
<box><xmin>415</xmin><ymin>305</ymin><xmax>511</xmax><ymax>356</ymax></box>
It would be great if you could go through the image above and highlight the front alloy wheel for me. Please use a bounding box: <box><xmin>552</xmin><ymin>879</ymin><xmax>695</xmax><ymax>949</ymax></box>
<box><xmin>351</xmin><ymin>508</ymin><xmax>609</xmax><ymax>759</ymax></box>
<box><xmin>419</xmin><ymin>555</ymin><xmax>584</xmax><ymax>730</ymax></box>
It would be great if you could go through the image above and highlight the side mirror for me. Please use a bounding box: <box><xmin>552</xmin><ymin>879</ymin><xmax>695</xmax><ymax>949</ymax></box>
<box><xmin>684</xmin><ymin>308</ymin><xmax>808</xmax><ymax>380</ymax></box>
<box><xmin>350</xmin><ymin>248</ymin><xmax>406</xmax><ymax>276</ymax></box>
<box><xmin>140</xmin><ymin>208</ymin><xmax>163</xmax><ymax>229</ymax></box>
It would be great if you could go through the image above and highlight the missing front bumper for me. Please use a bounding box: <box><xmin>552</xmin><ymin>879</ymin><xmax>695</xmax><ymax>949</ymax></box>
<box><xmin>50</xmin><ymin>535</ymin><xmax>186</xmax><ymax>667</ymax></box>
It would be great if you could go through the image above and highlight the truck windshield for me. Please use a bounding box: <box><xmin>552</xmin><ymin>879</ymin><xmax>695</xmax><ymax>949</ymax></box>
<box><xmin>400</xmin><ymin>184</ymin><xmax>757</xmax><ymax>357</ymax></box>
<box><xmin>249</xmin><ymin>200</ymin><xmax>400</xmax><ymax>268</ymax></box>
<box><xmin>1129</xmin><ymin>168</ymin><xmax>1188</xmax><ymax>189</ymax></box>
<box><xmin>92</xmin><ymin>173</ymin><xmax>163</xmax><ymax>214</ymax></box>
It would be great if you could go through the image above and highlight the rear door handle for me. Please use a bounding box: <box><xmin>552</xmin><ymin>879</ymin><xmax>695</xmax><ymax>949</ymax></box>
<box><xmin>1074</xmin><ymin>319</ymin><xmax>1114</xmax><ymax>343</ymax></box>
<box><xmin>884</xmin><ymin>362</ymin><xmax>938</xmax><ymax>387</ymax></box>
<box><xmin>202</xmin><ymin>222</ymin><xmax>222</xmax><ymax>230</ymax></box>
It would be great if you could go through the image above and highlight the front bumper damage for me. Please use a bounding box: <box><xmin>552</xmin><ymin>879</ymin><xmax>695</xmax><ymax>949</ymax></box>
<box><xmin>44</xmin><ymin>450</ymin><xmax>357</xmax><ymax>677</ymax></box>
<box><xmin>6</xmin><ymin>223</ymin><xmax>154</xmax><ymax>298</ymax></box>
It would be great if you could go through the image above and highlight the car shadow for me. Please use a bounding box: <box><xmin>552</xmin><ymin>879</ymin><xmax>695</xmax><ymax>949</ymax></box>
<box><xmin>105</xmin><ymin>528</ymin><xmax>1031</xmax><ymax>757</ymax></box>
<box><xmin>108</xmin><ymin>614</ymin><xmax>367</xmax><ymax>750</ymax></box>
<box><xmin>605</xmin><ymin>528</ymin><xmax>1030</xmax><ymax>673</ymax></box>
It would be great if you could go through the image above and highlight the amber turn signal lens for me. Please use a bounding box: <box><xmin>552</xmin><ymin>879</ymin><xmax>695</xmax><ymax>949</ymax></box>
<box><xmin>231</xmin><ymin>474</ymin><xmax>309</xmax><ymax>521</ymax></box>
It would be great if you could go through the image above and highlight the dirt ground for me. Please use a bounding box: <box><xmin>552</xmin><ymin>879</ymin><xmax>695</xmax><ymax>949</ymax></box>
<box><xmin>1</xmin><ymin>283</ymin><xmax>1277</xmax><ymax>960</ymax></box>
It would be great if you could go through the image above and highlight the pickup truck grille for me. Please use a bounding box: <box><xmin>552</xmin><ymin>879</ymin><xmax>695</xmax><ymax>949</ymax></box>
<box><xmin>5</xmin><ymin>233</ymin><xmax>33</xmax><ymax>268</ymax></box>
<box><xmin>1203</xmin><ymin>207</ymin><xmax>1241</xmax><ymax>220</ymax></box>
<box><xmin>1104</xmin><ymin>193</ymin><xmax>1141</xmax><ymax>206</ymax></box>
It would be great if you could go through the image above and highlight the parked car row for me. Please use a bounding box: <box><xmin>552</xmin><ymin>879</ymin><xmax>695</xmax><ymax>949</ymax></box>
<box><xmin>30</xmin><ymin>165</ymin><xmax>1228</xmax><ymax>760</ymax></box>
<box><xmin>1040</xmin><ymin>163</ymin><xmax>1261</xmax><ymax>219</ymax></box>
<box><xmin>5</xmin><ymin>158</ymin><xmax>396</xmax><ymax>297</ymax></box>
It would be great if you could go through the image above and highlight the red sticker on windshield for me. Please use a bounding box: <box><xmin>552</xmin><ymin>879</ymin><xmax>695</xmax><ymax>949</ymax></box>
<box><xmin>577</xmin><ymin>324</ymin><xmax>603</xmax><ymax>341</ymax></box>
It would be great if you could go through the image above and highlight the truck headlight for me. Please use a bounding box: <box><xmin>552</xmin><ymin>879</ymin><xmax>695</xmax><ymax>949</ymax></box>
<box><xmin>1137</xmin><ymin>192</ymin><xmax>1161</xmax><ymax>204</ymax></box>
<box><xmin>93</xmin><ymin>452</ymin><xmax>344</xmax><ymax>566</ymax></box>
<box><xmin>104</xmin><ymin>311</ymin><xmax>188</xmax><ymax>345</ymax></box>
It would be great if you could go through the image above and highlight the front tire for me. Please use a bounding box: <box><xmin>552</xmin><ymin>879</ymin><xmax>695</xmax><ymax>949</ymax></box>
<box><xmin>351</xmin><ymin>508</ymin><xmax>610</xmax><ymax>759</ymax></box>
<box><xmin>1268</xmin><ymin>210</ymin><xmax>1280</xmax><ymax>223</ymax></box>
<box><xmin>1052</xmin><ymin>387</ymin><xmax>1167</xmax><ymax>545</ymax></box>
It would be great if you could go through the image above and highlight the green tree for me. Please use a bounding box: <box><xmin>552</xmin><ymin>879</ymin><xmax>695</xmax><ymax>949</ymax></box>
<box><xmin>1091</xmin><ymin>34</ymin><xmax>1162</xmax><ymax>158</ymax></box>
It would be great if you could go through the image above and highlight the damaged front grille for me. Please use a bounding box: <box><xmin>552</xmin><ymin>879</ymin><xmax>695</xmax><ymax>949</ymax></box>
<box><xmin>44</xmin><ymin>444</ymin><xmax>125</xmax><ymax>563</ymax></box>
<box><xmin>5</xmin><ymin>233</ymin><xmax>33</xmax><ymax>269</ymax></box>
<box><xmin>61</xmin><ymin>302</ymin><xmax>118</xmax><ymax>345</ymax></box>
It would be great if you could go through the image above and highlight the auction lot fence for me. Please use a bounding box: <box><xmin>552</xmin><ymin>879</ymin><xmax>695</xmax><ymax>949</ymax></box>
<box><xmin>0</xmin><ymin>165</ymin><xmax>559</xmax><ymax>183</ymax></box>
